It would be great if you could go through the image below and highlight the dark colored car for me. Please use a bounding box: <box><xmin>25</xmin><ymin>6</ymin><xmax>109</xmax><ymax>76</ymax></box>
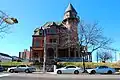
<box><xmin>0</xmin><ymin>66</ymin><xmax>4</xmax><ymax>72</ymax></box>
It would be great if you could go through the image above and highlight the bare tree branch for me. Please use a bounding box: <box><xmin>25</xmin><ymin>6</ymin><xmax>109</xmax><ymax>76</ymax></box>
<box><xmin>78</xmin><ymin>20</ymin><xmax>114</xmax><ymax>54</ymax></box>
<box><xmin>97</xmin><ymin>49</ymin><xmax>113</xmax><ymax>62</ymax></box>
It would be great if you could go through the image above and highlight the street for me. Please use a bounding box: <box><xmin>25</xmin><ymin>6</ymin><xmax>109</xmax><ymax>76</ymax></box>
<box><xmin>0</xmin><ymin>72</ymin><xmax>120</xmax><ymax>80</ymax></box>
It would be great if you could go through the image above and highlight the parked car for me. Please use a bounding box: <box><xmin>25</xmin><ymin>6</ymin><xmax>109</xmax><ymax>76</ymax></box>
<box><xmin>7</xmin><ymin>65</ymin><xmax>36</xmax><ymax>73</ymax></box>
<box><xmin>86</xmin><ymin>66</ymin><xmax>115</xmax><ymax>74</ymax></box>
<box><xmin>55</xmin><ymin>66</ymin><xmax>83</xmax><ymax>74</ymax></box>
<box><xmin>0</xmin><ymin>66</ymin><xmax>4</xmax><ymax>72</ymax></box>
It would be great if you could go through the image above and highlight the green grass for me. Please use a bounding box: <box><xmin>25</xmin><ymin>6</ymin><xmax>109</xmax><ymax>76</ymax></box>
<box><xmin>0</xmin><ymin>61</ymin><xmax>23</xmax><ymax>66</ymax></box>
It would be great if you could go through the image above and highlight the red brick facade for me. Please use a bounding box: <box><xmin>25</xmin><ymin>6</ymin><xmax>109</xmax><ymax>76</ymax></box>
<box><xmin>30</xmin><ymin>4</ymin><xmax>92</xmax><ymax>62</ymax></box>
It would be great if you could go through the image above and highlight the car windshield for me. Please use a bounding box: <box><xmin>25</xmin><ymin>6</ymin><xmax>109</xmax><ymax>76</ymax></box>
<box><xmin>96</xmin><ymin>66</ymin><xmax>108</xmax><ymax>69</ymax></box>
<box><xmin>66</xmin><ymin>66</ymin><xmax>76</xmax><ymax>68</ymax></box>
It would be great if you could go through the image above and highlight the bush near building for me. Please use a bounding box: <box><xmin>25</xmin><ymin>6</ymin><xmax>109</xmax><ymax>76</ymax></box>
<box><xmin>1</xmin><ymin>61</ymin><xmax>119</xmax><ymax>68</ymax></box>
<box><xmin>57</xmin><ymin>62</ymin><xmax>120</xmax><ymax>68</ymax></box>
<box><xmin>0</xmin><ymin>61</ymin><xmax>22</xmax><ymax>66</ymax></box>
<box><xmin>0</xmin><ymin>61</ymin><xmax>33</xmax><ymax>71</ymax></box>
<box><xmin>0</xmin><ymin>61</ymin><xmax>33</xmax><ymax>66</ymax></box>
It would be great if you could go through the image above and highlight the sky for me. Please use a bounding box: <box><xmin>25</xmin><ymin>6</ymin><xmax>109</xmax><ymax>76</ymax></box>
<box><xmin>0</xmin><ymin>0</ymin><xmax>120</xmax><ymax>61</ymax></box>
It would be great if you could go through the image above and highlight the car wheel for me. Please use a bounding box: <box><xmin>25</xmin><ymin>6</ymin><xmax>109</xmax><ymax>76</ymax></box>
<box><xmin>74</xmin><ymin>70</ymin><xmax>79</xmax><ymax>74</ymax></box>
<box><xmin>90</xmin><ymin>70</ymin><xmax>96</xmax><ymax>74</ymax></box>
<box><xmin>57</xmin><ymin>70</ymin><xmax>62</xmax><ymax>74</ymax></box>
<box><xmin>107</xmin><ymin>70</ymin><xmax>112</xmax><ymax>74</ymax></box>
<box><xmin>9</xmin><ymin>69</ymin><xmax>14</xmax><ymax>73</ymax></box>
<box><xmin>25</xmin><ymin>69</ymin><xmax>30</xmax><ymax>73</ymax></box>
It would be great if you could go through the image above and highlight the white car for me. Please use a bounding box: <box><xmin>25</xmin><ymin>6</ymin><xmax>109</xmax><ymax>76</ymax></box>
<box><xmin>55</xmin><ymin>66</ymin><xmax>83</xmax><ymax>74</ymax></box>
<box><xmin>7</xmin><ymin>65</ymin><xmax>36</xmax><ymax>73</ymax></box>
<box><xmin>86</xmin><ymin>66</ymin><xmax>115</xmax><ymax>74</ymax></box>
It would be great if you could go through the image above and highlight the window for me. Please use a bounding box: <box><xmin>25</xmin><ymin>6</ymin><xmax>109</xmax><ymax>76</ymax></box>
<box><xmin>102</xmin><ymin>66</ymin><xmax>108</xmax><ymax>68</ymax></box>
<box><xmin>34</xmin><ymin>40</ymin><xmax>40</xmax><ymax>47</ymax></box>
<box><xmin>66</xmin><ymin>66</ymin><xmax>76</xmax><ymax>68</ymax></box>
<box><xmin>49</xmin><ymin>28</ymin><xmax>56</xmax><ymax>34</ymax></box>
<box><xmin>53</xmin><ymin>39</ymin><xmax>56</xmax><ymax>43</ymax></box>
<box><xmin>99</xmin><ymin>66</ymin><xmax>108</xmax><ymax>69</ymax></box>
<box><xmin>49</xmin><ymin>39</ymin><xmax>52</xmax><ymax>43</ymax></box>
<box><xmin>17</xmin><ymin>65</ymin><xmax>26</xmax><ymax>67</ymax></box>
<box><xmin>39</xmin><ymin>33</ymin><xmax>42</xmax><ymax>35</ymax></box>
<box><xmin>49</xmin><ymin>39</ymin><xmax>57</xmax><ymax>43</ymax></box>
<box><xmin>20</xmin><ymin>65</ymin><xmax>26</xmax><ymax>67</ymax></box>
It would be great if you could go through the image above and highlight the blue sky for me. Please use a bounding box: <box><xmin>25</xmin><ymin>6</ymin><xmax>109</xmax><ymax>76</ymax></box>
<box><xmin>0</xmin><ymin>0</ymin><xmax>120</xmax><ymax>61</ymax></box>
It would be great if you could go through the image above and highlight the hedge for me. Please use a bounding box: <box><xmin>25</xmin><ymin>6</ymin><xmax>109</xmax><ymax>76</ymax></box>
<box><xmin>0</xmin><ymin>61</ymin><xmax>33</xmax><ymax>66</ymax></box>
<box><xmin>57</xmin><ymin>62</ymin><xmax>120</xmax><ymax>68</ymax></box>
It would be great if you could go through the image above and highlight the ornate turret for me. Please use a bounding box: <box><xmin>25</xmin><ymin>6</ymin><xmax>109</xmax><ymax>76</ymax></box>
<box><xmin>63</xmin><ymin>3</ymin><xmax>79</xmax><ymax>23</ymax></box>
<box><xmin>62</xmin><ymin>3</ymin><xmax>79</xmax><ymax>48</ymax></box>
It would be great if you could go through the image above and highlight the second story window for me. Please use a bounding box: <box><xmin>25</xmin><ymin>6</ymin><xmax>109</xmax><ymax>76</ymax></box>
<box><xmin>48</xmin><ymin>28</ymin><xmax>56</xmax><ymax>34</ymax></box>
<box><xmin>49</xmin><ymin>39</ymin><xmax>52</xmax><ymax>43</ymax></box>
<box><xmin>34</xmin><ymin>40</ymin><xmax>40</xmax><ymax>47</ymax></box>
<box><xmin>53</xmin><ymin>39</ymin><xmax>56</xmax><ymax>43</ymax></box>
<box><xmin>49</xmin><ymin>39</ymin><xmax>56</xmax><ymax>43</ymax></box>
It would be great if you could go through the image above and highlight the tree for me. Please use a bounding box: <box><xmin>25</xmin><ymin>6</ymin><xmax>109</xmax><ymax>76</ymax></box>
<box><xmin>0</xmin><ymin>10</ymin><xmax>18</xmax><ymax>38</ymax></box>
<box><xmin>78</xmin><ymin>20</ymin><xmax>114</xmax><ymax>54</ymax></box>
<box><xmin>97</xmin><ymin>50</ymin><xmax>113</xmax><ymax>63</ymax></box>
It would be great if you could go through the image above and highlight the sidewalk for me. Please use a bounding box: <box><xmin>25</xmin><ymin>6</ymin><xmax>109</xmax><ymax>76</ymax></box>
<box><xmin>33</xmin><ymin>71</ymin><xmax>57</xmax><ymax>74</ymax></box>
<box><xmin>33</xmin><ymin>71</ymin><xmax>120</xmax><ymax>75</ymax></box>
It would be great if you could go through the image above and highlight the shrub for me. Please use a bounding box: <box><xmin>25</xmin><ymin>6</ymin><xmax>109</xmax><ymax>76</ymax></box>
<box><xmin>57</xmin><ymin>62</ymin><xmax>120</xmax><ymax>68</ymax></box>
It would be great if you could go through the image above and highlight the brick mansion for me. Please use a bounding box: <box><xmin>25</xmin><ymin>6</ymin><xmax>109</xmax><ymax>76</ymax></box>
<box><xmin>30</xmin><ymin>3</ymin><xmax>92</xmax><ymax>62</ymax></box>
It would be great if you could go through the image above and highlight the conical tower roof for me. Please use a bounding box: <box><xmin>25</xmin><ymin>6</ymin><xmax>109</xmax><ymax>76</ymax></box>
<box><xmin>65</xmin><ymin>3</ymin><xmax>77</xmax><ymax>14</ymax></box>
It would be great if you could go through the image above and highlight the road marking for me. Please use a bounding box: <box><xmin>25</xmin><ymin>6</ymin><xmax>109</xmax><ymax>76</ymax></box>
<box><xmin>0</xmin><ymin>74</ymin><xmax>10</xmax><ymax>77</ymax></box>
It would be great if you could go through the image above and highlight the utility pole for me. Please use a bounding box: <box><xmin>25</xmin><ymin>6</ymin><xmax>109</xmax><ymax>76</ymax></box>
<box><xmin>43</xmin><ymin>29</ymin><xmax>47</xmax><ymax>73</ymax></box>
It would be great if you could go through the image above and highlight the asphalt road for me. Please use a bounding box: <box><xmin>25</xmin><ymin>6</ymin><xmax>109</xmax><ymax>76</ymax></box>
<box><xmin>0</xmin><ymin>72</ymin><xmax>120</xmax><ymax>80</ymax></box>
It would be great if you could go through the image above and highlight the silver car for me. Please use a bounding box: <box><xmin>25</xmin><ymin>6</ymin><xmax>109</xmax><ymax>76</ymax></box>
<box><xmin>7</xmin><ymin>65</ymin><xmax>36</xmax><ymax>73</ymax></box>
<box><xmin>55</xmin><ymin>66</ymin><xmax>83</xmax><ymax>74</ymax></box>
<box><xmin>86</xmin><ymin>66</ymin><xmax>116</xmax><ymax>74</ymax></box>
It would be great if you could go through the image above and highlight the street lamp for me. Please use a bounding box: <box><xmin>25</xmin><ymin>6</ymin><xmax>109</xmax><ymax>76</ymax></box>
<box><xmin>3</xmin><ymin>18</ymin><xmax>18</xmax><ymax>24</ymax></box>
<box><xmin>81</xmin><ymin>46</ymin><xmax>87</xmax><ymax>73</ymax></box>
<box><xmin>0</xmin><ymin>10</ymin><xmax>18</xmax><ymax>38</ymax></box>
<box><xmin>0</xmin><ymin>10</ymin><xmax>18</xmax><ymax>25</ymax></box>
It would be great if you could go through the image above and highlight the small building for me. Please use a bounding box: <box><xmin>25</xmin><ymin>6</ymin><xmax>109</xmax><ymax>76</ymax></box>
<box><xmin>19</xmin><ymin>49</ymin><xmax>30</xmax><ymax>60</ymax></box>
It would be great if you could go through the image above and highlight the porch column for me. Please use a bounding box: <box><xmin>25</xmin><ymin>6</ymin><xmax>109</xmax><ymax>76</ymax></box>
<box><xmin>68</xmin><ymin>47</ymin><xmax>71</xmax><ymax>57</ymax></box>
<box><xmin>78</xmin><ymin>46</ymin><xmax>80</xmax><ymax>57</ymax></box>
<box><xmin>56</xmin><ymin>45</ymin><xmax>58</xmax><ymax>58</ymax></box>
<box><xmin>74</xmin><ymin>48</ymin><xmax>76</xmax><ymax>57</ymax></box>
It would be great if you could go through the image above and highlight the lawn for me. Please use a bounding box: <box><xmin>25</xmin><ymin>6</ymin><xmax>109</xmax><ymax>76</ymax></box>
<box><xmin>0</xmin><ymin>61</ymin><xmax>33</xmax><ymax>66</ymax></box>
